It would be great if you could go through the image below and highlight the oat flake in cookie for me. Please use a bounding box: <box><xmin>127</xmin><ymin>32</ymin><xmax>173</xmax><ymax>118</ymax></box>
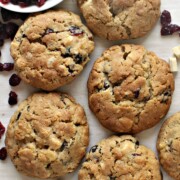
<box><xmin>88</xmin><ymin>44</ymin><xmax>174</xmax><ymax>133</ymax></box>
<box><xmin>78</xmin><ymin>0</ymin><xmax>160</xmax><ymax>40</ymax></box>
<box><xmin>79</xmin><ymin>135</ymin><xmax>162</xmax><ymax>180</ymax></box>
<box><xmin>157</xmin><ymin>112</ymin><xmax>180</xmax><ymax>180</ymax></box>
<box><xmin>5</xmin><ymin>92</ymin><xmax>89</xmax><ymax>178</ymax></box>
<box><xmin>10</xmin><ymin>10</ymin><xmax>94</xmax><ymax>91</ymax></box>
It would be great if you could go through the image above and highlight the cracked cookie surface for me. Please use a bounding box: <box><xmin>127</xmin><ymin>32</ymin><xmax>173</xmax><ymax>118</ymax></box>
<box><xmin>5</xmin><ymin>92</ymin><xmax>89</xmax><ymax>178</ymax></box>
<box><xmin>77</xmin><ymin>0</ymin><xmax>160</xmax><ymax>40</ymax></box>
<box><xmin>88</xmin><ymin>44</ymin><xmax>174</xmax><ymax>133</ymax></box>
<box><xmin>79</xmin><ymin>135</ymin><xmax>162</xmax><ymax>180</ymax></box>
<box><xmin>10</xmin><ymin>10</ymin><xmax>94</xmax><ymax>91</ymax></box>
<box><xmin>157</xmin><ymin>112</ymin><xmax>180</xmax><ymax>180</ymax></box>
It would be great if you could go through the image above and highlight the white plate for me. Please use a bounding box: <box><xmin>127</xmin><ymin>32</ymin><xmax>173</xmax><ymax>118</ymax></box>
<box><xmin>0</xmin><ymin>0</ymin><xmax>63</xmax><ymax>13</ymax></box>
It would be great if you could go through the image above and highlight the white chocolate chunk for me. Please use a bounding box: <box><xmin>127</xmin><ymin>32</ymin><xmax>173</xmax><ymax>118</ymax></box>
<box><xmin>169</xmin><ymin>57</ymin><xmax>178</xmax><ymax>72</ymax></box>
<box><xmin>172</xmin><ymin>46</ymin><xmax>180</xmax><ymax>60</ymax></box>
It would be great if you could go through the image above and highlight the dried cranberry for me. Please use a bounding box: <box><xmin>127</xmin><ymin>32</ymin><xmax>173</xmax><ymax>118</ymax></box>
<box><xmin>0</xmin><ymin>63</ymin><xmax>3</xmax><ymax>71</ymax></box>
<box><xmin>0</xmin><ymin>122</ymin><xmax>5</xmax><ymax>139</ymax></box>
<box><xmin>1</xmin><ymin>0</ymin><xmax>46</xmax><ymax>7</ymax></box>
<box><xmin>9</xmin><ymin>74</ymin><xmax>21</xmax><ymax>86</ymax></box>
<box><xmin>8</xmin><ymin>91</ymin><xmax>18</xmax><ymax>105</ymax></box>
<box><xmin>134</xmin><ymin>88</ymin><xmax>140</xmax><ymax>98</ymax></box>
<box><xmin>161</xmin><ymin>24</ymin><xmax>180</xmax><ymax>36</ymax></box>
<box><xmin>10</xmin><ymin>0</ymin><xmax>18</xmax><ymax>4</ymax></box>
<box><xmin>18</xmin><ymin>1</ymin><xmax>27</xmax><ymax>7</ymax></box>
<box><xmin>0</xmin><ymin>23</ymin><xmax>6</xmax><ymax>40</ymax></box>
<box><xmin>37</xmin><ymin>0</ymin><xmax>45</xmax><ymax>7</ymax></box>
<box><xmin>69</xmin><ymin>26</ymin><xmax>84</xmax><ymax>36</ymax></box>
<box><xmin>132</xmin><ymin>153</ymin><xmax>141</xmax><ymax>156</ymax></box>
<box><xmin>5</xmin><ymin>22</ymin><xmax>18</xmax><ymax>40</ymax></box>
<box><xmin>0</xmin><ymin>39</ymin><xmax>4</xmax><ymax>47</ymax></box>
<box><xmin>161</xmin><ymin>10</ymin><xmax>171</xmax><ymax>26</ymax></box>
<box><xmin>0</xmin><ymin>147</ymin><xmax>7</xmax><ymax>160</ymax></box>
<box><xmin>74</xmin><ymin>54</ymin><xmax>84</xmax><ymax>64</ymax></box>
<box><xmin>1</xmin><ymin>0</ymin><xmax>10</xmax><ymax>4</ymax></box>
<box><xmin>1</xmin><ymin>8</ymin><xmax>29</xmax><ymax>21</ymax></box>
<box><xmin>45</xmin><ymin>28</ymin><xmax>54</xmax><ymax>35</ymax></box>
<box><xmin>3</xmin><ymin>63</ymin><xmax>14</xmax><ymax>71</ymax></box>
<box><xmin>90</xmin><ymin>145</ymin><xmax>98</xmax><ymax>153</ymax></box>
<box><xmin>60</xmin><ymin>140</ymin><xmax>68</xmax><ymax>152</ymax></box>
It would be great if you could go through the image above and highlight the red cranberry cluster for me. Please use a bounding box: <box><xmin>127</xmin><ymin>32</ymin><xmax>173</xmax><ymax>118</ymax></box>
<box><xmin>0</xmin><ymin>122</ymin><xmax>7</xmax><ymax>160</ymax></box>
<box><xmin>160</xmin><ymin>10</ymin><xmax>180</xmax><ymax>36</ymax></box>
<box><xmin>0</xmin><ymin>0</ymin><xmax>46</xmax><ymax>7</ymax></box>
<box><xmin>0</xmin><ymin>8</ymin><xmax>25</xmax><ymax>105</ymax></box>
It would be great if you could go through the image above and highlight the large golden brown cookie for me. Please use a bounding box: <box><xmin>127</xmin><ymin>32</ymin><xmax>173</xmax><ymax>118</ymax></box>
<box><xmin>78</xmin><ymin>0</ymin><xmax>160</xmax><ymax>40</ymax></box>
<box><xmin>79</xmin><ymin>135</ymin><xmax>162</xmax><ymax>180</ymax></box>
<box><xmin>157</xmin><ymin>112</ymin><xmax>180</xmax><ymax>180</ymax></box>
<box><xmin>88</xmin><ymin>44</ymin><xmax>174</xmax><ymax>133</ymax></box>
<box><xmin>5</xmin><ymin>92</ymin><xmax>89</xmax><ymax>178</ymax></box>
<box><xmin>11</xmin><ymin>10</ymin><xmax>94</xmax><ymax>91</ymax></box>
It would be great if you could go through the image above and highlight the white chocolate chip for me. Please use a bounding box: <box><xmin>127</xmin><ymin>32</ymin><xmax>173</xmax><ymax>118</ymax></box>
<box><xmin>169</xmin><ymin>57</ymin><xmax>178</xmax><ymax>72</ymax></box>
<box><xmin>47</xmin><ymin>57</ymin><xmax>56</xmax><ymax>67</ymax></box>
<box><xmin>26</xmin><ymin>52</ymin><xmax>33</xmax><ymax>60</ymax></box>
<box><xmin>172</xmin><ymin>46</ymin><xmax>180</xmax><ymax>60</ymax></box>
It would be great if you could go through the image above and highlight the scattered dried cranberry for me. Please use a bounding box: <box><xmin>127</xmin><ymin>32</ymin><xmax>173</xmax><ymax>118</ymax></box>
<box><xmin>1</xmin><ymin>0</ymin><xmax>46</xmax><ymax>7</ymax></box>
<box><xmin>161</xmin><ymin>24</ymin><xmax>180</xmax><ymax>36</ymax></box>
<box><xmin>161</xmin><ymin>10</ymin><xmax>171</xmax><ymax>26</ymax></box>
<box><xmin>3</xmin><ymin>63</ymin><xmax>14</xmax><ymax>71</ymax></box>
<box><xmin>0</xmin><ymin>147</ymin><xmax>7</xmax><ymax>160</ymax></box>
<box><xmin>5</xmin><ymin>22</ymin><xmax>19</xmax><ymax>40</ymax></box>
<box><xmin>0</xmin><ymin>63</ymin><xmax>3</xmax><ymax>71</ymax></box>
<box><xmin>9</xmin><ymin>73</ymin><xmax>21</xmax><ymax>86</ymax></box>
<box><xmin>8</xmin><ymin>91</ymin><xmax>18</xmax><ymax>105</ymax></box>
<box><xmin>0</xmin><ymin>23</ymin><xmax>6</xmax><ymax>40</ymax></box>
<box><xmin>0</xmin><ymin>22</ymin><xmax>18</xmax><ymax>41</ymax></box>
<box><xmin>0</xmin><ymin>122</ymin><xmax>5</xmax><ymax>139</ymax></box>
<box><xmin>0</xmin><ymin>0</ymin><xmax>10</xmax><ymax>4</ymax></box>
<box><xmin>37</xmin><ymin>0</ymin><xmax>45</xmax><ymax>7</ymax></box>
<box><xmin>160</xmin><ymin>10</ymin><xmax>180</xmax><ymax>37</ymax></box>
<box><xmin>0</xmin><ymin>39</ymin><xmax>4</xmax><ymax>47</ymax></box>
<box><xmin>1</xmin><ymin>8</ymin><xmax>29</xmax><ymax>21</ymax></box>
<box><xmin>10</xmin><ymin>0</ymin><xmax>18</xmax><ymax>5</ymax></box>
<box><xmin>69</xmin><ymin>26</ymin><xmax>84</xmax><ymax>36</ymax></box>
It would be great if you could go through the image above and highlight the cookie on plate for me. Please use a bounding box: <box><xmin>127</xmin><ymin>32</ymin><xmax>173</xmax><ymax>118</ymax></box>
<box><xmin>10</xmin><ymin>10</ymin><xmax>94</xmax><ymax>91</ymax></box>
<box><xmin>5</xmin><ymin>92</ymin><xmax>89</xmax><ymax>178</ymax></box>
<box><xmin>79</xmin><ymin>135</ymin><xmax>162</xmax><ymax>180</ymax></box>
<box><xmin>77</xmin><ymin>0</ymin><xmax>160</xmax><ymax>40</ymax></box>
<box><xmin>157</xmin><ymin>112</ymin><xmax>180</xmax><ymax>180</ymax></box>
<box><xmin>88</xmin><ymin>44</ymin><xmax>174</xmax><ymax>133</ymax></box>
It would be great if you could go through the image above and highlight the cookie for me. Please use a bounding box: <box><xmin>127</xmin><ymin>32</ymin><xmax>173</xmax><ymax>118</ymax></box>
<box><xmin>5</xmin><ymin>92</ymin><xmax>89</xmax><ymax>178</ymax></box>
<box><xmin>10</xmin><ymin>10</ymin><xmax>94</xmax><ymax>91</ymax></box>
<box><xmin>157</xmin><ymin>112</ymin><xmax>180</xmax><ymax>180</ymax></box>
<box><xmin>79</xmin><ymin>135</ymin><xmax>162</xmax><ymax>180</ymax></box>
<box><xmin>77</xmin><ymin>0</ymin><xmax>160</xmax><ymax>40</ymax></box>
<box><xmin>88</xmin><ymin>44</ymin><xmax>174</xmax><ymax>133</ymax></box>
